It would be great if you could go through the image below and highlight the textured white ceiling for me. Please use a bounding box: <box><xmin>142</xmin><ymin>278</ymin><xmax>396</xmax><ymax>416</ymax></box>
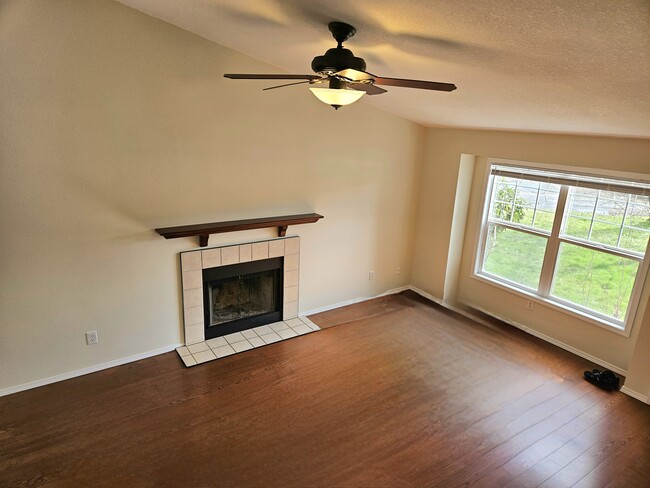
<box><xmin>117</xmin><ymin>0</ymin><xmax>650</xmax><ymax>137</ymax></box>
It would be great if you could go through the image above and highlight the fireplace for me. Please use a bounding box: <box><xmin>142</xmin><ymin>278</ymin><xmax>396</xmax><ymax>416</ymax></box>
<box><xmin>203</xmin><ymin>257</ymin><xmax>283</xmax><ymax>339</ymax></box>
<box><xmin>177</xmin><ymin>236</ymin><xmax>321</xmax><ymax>367</ymax></box>
<box><xmin>179</xmin><ymin>237</ymin><xmax>300</xmax><ymax>345</ymax></box>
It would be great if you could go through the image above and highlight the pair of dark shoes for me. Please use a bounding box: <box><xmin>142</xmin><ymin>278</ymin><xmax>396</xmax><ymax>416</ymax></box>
<box><xmin>584</xmin><ymin>369</ymin><xmax>620</xmax><ymax>391</ymax></box>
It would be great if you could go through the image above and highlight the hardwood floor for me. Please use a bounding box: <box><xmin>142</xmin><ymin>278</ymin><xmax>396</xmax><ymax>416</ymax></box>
<box><xmin>1</xmin><ymin>291</ymin><xmax>648</xmax><ymax>487</ymax></box>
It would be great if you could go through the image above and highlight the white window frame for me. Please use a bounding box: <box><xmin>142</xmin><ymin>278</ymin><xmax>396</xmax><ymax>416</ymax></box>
<box><xmin>473</xmin><ymin>158</ymin><xmax>650</xmax><ymax>337</ymax></box>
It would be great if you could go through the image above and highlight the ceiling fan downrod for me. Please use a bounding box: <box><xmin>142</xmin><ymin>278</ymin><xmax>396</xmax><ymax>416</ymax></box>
<box><xmin>311</xmin><ymin>22</ymin><xmax>366</xmax><ymax>74</ymax></box>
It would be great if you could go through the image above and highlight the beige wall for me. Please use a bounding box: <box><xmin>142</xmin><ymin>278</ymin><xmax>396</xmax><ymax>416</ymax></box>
<box><xmin>2</xmin><ymin>0</ymin><xmax>648</xmax><ymax>398</ymax></box>
<box><xmin>0</xmin><ymin>0</ymin><xmax>423</xmax><ymax>391</ymax></box>
<box><xmin>412</xmin><ymin>128</ymin><xmax>650</xmax><ymax>376</ymax></box>
<box><xmin>624</xmin><ymin>307</ymin><xmax>650</xmax><ymax>399</ymax></box>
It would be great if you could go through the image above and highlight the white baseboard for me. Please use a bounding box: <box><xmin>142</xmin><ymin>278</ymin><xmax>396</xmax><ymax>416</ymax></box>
<box><xmin>620</xmin><ymin>386</ymin><xmax>649</xmax><ymax>404</ymax></box>
<box><xmin>308</xmin><ymin>284</ymin><xmax>628</xmax><ymax>379</ymax></box>
<box><xmin>2</xmin><ymin>284</ymin><xmax>641</xmax><ymax>403</ymax></box>
<box><xmin>302</xmin><ymin>285</ymin><xmax>411</xmax><ymax>316</ymax></box>
<box><xmin>1</xmin><ymin>286</ymin><xmax>414</xmax><ymax>397</ymax></box>
<box><xmin>408</xmin><ymin>287</ymin><xmax>650</xmax><ymax>405</ymax></box>
<box><xmin>407</xmin><ymin>286</ymin><xmax>628</xmax><ymax>376</ymax></box>
<box><xmin>0</xmin><ymin>344</ymin><xmax>181</xmax><ymax>398</ymax></box>
<box><xmin>3</xmin><ymin>285</ymin><xmax>415</xmax><ymax>398</ymax></box>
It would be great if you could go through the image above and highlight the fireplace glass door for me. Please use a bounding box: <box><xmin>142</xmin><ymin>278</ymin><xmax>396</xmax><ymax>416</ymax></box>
<box><xmin>202</xmin><ymin>257</ymin><xmax>283</xmax><ymax>339</ymax></box>
<box><xmin>209</xmin><ymin>270</ymin><xmax>276</xmax><ymax>326</ymax></box>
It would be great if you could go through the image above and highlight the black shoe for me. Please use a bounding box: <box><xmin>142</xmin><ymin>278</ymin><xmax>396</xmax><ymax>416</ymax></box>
<box><xmin>584</xmin><ymin>369</ymin><xmax>620</xmax><ymax>391</ymax></box>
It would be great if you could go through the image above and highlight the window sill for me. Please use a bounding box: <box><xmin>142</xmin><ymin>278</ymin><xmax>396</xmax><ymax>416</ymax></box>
<box><xmin>469</xmin><ymin>272</ymin><xmax>632</xmax><ymax>337</ymax></box>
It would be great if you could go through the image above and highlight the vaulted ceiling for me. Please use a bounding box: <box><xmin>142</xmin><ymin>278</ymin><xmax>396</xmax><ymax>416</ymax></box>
<box><xmin>117</xmin><ymin>0</ymin><xmax>649</xmax><ymax>138</ymax></box>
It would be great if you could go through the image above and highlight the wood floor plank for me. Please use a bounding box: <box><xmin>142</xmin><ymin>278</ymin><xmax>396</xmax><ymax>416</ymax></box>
<box><xmin>1</xmin><ymin>291</ymin><xmax>648</xmax><ymax>487</ymax></box>
<box><xmin>450</xmin><ymin>389</ymin><xmax>604</xmax><ymax>486</ymax></box>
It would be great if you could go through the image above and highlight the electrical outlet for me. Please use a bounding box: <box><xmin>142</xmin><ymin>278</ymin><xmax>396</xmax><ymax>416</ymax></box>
<box><xmin>369</xmin><ymin>271</ymin><xmax>375</xmax><ymax>281</ymax></box>
<box><xmin>396</xmin><ymin>265</ymin><xmax>401</xmax><ymax>274</ymax></box>
<box><xmin>527</xmin><ymin>301</ymin><xmax>534</xmax><ymax>311</ymax></box>
<box><xmin>86</xmin><ymin>331</ymin><xmax>99</xmax><ymax>345</ymax></box>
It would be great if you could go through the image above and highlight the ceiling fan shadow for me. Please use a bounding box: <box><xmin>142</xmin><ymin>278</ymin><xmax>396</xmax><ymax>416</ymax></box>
<box><xmin>273</xmin><ymin>1</ymin><xmax>508</xmax><ymax>72</ymax></box>
<box><xmin>276</xmin><ymin>0</ymin><xmax>355</xmax><ymax>32</ymax></box>
<box><xmin>217</xmin><ymin>4</ymin><xmax>289</xmax><ymax>30</ymax></box>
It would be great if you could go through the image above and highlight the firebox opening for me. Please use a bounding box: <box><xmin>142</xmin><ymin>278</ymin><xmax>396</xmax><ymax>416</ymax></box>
<box><xmin>202</xmin><ymin>257</ymin><xmax>283</xmax><ymax>339</ymax></box>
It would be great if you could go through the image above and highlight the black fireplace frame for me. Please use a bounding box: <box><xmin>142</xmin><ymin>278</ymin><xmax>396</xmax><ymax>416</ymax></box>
<box><xmin>202</xmin><ymin>257</ymin><xmax>283</xmax><ymax>340</ymax></box>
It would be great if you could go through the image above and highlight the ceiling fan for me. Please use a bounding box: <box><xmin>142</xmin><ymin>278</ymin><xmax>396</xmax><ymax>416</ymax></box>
<box><xmin>224</xmin><ymin>21</ymin><xmax>457</xmax><ymax>110</ymax></box>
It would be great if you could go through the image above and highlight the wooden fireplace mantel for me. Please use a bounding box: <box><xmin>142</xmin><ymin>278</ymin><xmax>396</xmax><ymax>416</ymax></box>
<box><xmin>155</xmin><ymin>213</ymin><xmax>324</xmax><ymax>247</ymax></box>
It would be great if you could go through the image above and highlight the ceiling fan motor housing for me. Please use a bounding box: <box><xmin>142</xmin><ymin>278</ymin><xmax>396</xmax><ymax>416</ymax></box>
<box><xmin>311</xmin><ymin>48</ymin><xmax>366</xmax><ymax>75</ymax></box>
<box><xmin>311</xmin><ymin>22</ymin><xmax>366</xmax><ymax>75</ymax></box>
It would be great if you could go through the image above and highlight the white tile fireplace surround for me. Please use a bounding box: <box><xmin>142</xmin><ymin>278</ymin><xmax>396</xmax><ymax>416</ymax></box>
<box><xmin>177</xmin><ymin>236</ymin><xmax>319</xmax><ymax>366</ymax></box>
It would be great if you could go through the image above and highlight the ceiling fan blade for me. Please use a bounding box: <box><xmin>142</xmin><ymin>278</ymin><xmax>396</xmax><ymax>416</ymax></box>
<box><xmin>349</xmin><ymin>83</ymin><xmax>387</xmax><ymax>96</ymax></box>
<box><xmin>373</xmin><ymin>76</ymin><xmax>457</xmax><ymax>92</ymax></box>
<box><xmin>263</xmin><ymin>80</ymin><xmax>313</xmax><ymax>91</ymax></box>
<box><xmin>224</xmin><ymin>74</ymin><xmax>321</xmax><ymax>80</ymax></box>
<box><xmin>335</xmin><ymin>69</ymin><xmax>374</xmax><ymax>82</ymax></box>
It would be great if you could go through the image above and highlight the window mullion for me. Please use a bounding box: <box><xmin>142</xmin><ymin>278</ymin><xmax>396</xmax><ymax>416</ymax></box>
<box><xmin>485</xmin><ymin>219</ymin><xmax>549</xmax><ymax>238</ymax></box>
<box><xmin>531</xmin><ymin>185</ymin><xmax>541</xmax><ymax>227</ymax></box>
<box><xmin>558</xmin><ymin>235</ymin><xmax>643</xmax><ymax>261</ymax></box>
<box><xmin>509</xmin><ymin>180</ymin><xmax>520</xmax><ymax>221</ymax></box>
<box><xmin>587</xmin><ymin>190</ymin><xmax>600</xmax><ymax>241</ymax></box>
<box><xmin>616</xmin><ymin>194</ymin><xmax>631</xmax><ymax>248</ymax></box>
<box><xmin>538</xmin><ymin>186</ymin><xmax>569</xmax><ymax>297</ymax></box>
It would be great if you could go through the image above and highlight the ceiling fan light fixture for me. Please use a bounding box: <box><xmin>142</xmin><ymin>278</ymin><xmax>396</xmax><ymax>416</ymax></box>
<box><xmin>309</xmin><ymin>87</ymin><xmax>365</xmax><ymax>110</ymax></box>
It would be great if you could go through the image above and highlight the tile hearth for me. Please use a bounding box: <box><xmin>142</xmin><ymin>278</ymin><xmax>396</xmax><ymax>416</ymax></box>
<box><xmin>176</xmin><ymin>315</ymin><xmax>320</xmax><ymax>367</ymax></box>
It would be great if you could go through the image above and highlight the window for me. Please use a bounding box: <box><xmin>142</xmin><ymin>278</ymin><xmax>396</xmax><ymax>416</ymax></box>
<box><xmin>475</xmin><ymin>161</ymin><xmax>650</xmax><ymax>333</ymax></box>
